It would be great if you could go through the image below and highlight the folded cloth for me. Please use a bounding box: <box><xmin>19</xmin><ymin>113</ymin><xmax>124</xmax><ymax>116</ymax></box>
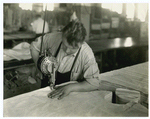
<box><xmin>28</xmin><ymin>76</ymin><xmax>37</xmax><ymax>84</ymax></box>
<box><xmin>4</xmin><ymin>42</ymin><xmax>31</xmax><ymax>61</ymax></box>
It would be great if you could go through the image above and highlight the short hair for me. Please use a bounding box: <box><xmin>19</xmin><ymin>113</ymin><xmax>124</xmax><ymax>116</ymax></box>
<box><xmin>62</xmin><ymin>20</ymin><xmax>87</xmax><ymax>47</ymax></box>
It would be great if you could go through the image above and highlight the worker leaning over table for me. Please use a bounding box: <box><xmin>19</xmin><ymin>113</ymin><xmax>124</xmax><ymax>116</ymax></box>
<box><xmin>30</xmin><ymin>18</ymin><xmax>100</xmax><ymax>100</ymax></box>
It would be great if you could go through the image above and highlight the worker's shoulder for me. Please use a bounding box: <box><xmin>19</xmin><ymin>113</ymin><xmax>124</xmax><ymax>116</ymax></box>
<box><xmin>44</xmin><ymin>32</ymin><xmax>62</xmax><ymax>40</ymax></box>
<box><xmin>81</xmin><ymin>42</ymin><xmax>95</xmax><ymax>59</ymax></box>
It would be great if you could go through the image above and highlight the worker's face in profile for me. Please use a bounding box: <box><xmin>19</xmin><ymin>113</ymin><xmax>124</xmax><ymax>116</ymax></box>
<box><xmin>62</xmin><ymin>34</ymin><xmax>81</xmax><ymax>55</ymax></box>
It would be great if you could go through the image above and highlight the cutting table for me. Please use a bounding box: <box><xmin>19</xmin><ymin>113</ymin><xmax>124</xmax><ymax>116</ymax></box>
<box><xmin>3</xmin><ymin>62</ymin><xmax>148</xmax><ymax>117</ymax></box>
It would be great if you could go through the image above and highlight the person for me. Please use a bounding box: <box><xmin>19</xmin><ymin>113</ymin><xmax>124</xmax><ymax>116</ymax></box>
<box><xmin>31</xmin><ymin>14</ymin><xmax>49</xmax><ymax>38</ymax></box>
<box><xmin>30</xmin><ymin>19</ymin><xmax>100</xmax><ymax>100</ymax></box>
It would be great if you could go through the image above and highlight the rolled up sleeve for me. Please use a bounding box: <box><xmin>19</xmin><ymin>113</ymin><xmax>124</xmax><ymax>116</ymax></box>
<box><xmin>30</xmin><ymin>36</ymin><xmax>42</xmax><ymax>52</ymax></box>
<box><xmin>83</xmin><ymin>57</ymin><xmax>100</xmax><ymax>87</ymax></box>
<box><xmin>30</xmin><ymin>34</ymin><xmax>50</xmax><ymax>53</ymax></box>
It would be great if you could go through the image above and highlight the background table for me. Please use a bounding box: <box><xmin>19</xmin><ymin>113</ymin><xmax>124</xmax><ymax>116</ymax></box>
<box><xmin>4</xmin><ymin>32</ymin><xmax>36</xmax><ymax>70</ymax></box>
<box><xmin>87</xmin><ymin>37</ymin><xmax>148</xmax><ymax>52</ymax></box>
<box><xmin>4</xmin><ymin>32</ymin><xmax>36</xmax><ymax>41</ymax></box>
<box><xmin>3</xmin><ymin>62</ymin><xmax>148</xmax><ymax>117</ymax></box>
<box><xmin>4</xmin><ymin>32</ymin><xmax>36</xmax><ymax>49</ymax></box>
<box><xmin>87</xmin><ymin>37</ymin><xmax>148</xmax><ymax>72</ymax></box>
<box><xmin>4</xmin><ymin>59</ymin><xmax>34</xmax><ymax>70</ymax></box>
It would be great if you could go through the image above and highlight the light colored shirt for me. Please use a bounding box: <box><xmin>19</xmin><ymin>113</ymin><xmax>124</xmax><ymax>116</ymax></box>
<box><xmin>31</xmin><ymin>32</ymin><xmax>100</xmax><ymax>87</ymax></box>
<box><xmin>31</xmin><ymin>18</ymin><xmax>49</xmax><ymax>34</ymax></box>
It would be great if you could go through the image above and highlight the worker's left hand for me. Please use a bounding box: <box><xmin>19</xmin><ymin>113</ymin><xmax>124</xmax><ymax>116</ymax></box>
<box><xmin>47</xmin><ymin>84</ymin><xmax>75</xmax><ymax>100</ymax></box>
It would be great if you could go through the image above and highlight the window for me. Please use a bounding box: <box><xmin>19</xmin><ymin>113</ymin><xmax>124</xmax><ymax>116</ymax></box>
<box><xmin>19</xmin><ymin>3</ymin><xmax>32</xmax><ymax>10</ymax></box>
<box><xmin>102</xmin><ymin>3</ymin><xmax>148</xmax><ymax>22</ymax></box>
<box><xmin>19</xmin><ymin>3</ymin><xmax>54</xmax><ymax>11</ymax></box>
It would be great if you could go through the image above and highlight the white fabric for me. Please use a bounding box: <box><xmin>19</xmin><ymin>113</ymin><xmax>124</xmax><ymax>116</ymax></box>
<box><xmin>4</xmin><ymin>42</ymin><xmax>31</xmax><ymax>61</ymax></box>
<box><xmin>31</xmin><ymin>18</ymin><xmax>49</xmax><ymax>34</ymax></box>
<box><xmin>99</xmin><ymin>62</ymin><xmax>148</xmax><ymax>95</ymax></box>
<box><xmin>3</xmin><ymin>86</ymin><xmax>148</xmax><ymax>117</ymax></box>
<box><xmin>28</xmin><ymin>76</ymin><xmax>37</xmax><ymax>84</ymax></box>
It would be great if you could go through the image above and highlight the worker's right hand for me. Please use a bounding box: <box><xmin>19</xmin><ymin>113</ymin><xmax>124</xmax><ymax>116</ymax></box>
<box><xmin>47</xmin><ymin>83</ymin><xmax>74</xmax><ymax>100</ymax></box>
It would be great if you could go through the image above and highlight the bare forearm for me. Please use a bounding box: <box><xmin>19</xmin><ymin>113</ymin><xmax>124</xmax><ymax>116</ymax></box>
<box><xmin>98</xmin><ymin>80</ymin><xmax>129</xmax><ymax>92</ymax></box>
<box><xmin>72</xmin><ymin>80</ymin><xmax>130</xmax><ymax>93</ymax></box>
<box><xmin>70</xmin><ymin>81</ymin><xmax>99</xmax><ymax>92</ymax></box>
<box><xmin>48</xmin><ymin>80</ymin><xmax>99</xmax><ymax>99</ymax></box>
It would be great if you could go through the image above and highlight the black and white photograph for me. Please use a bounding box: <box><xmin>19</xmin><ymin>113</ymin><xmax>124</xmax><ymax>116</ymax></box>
<box><xmin>2</xmin><ymin>1</ymin><xmax>149</xmax><ymax>117</ymax></box>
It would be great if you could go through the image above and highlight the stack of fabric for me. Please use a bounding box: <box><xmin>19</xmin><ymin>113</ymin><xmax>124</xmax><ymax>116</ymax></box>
<box><xmin>4</xmin><ymin>42</ymin><xmax>31</xmax><ymax>61</ymax></box>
